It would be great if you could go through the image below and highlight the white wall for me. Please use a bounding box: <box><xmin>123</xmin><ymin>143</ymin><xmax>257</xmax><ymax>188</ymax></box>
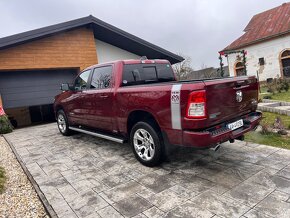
<box><xmin>227</xmin><ymin>34</ymin><xmax>290</xmax><ymax>81</ymax></box>
<box><xmin>95</xmin><ymin>39</ymin><xmax>140</xmax><ymax>63</ymax></box>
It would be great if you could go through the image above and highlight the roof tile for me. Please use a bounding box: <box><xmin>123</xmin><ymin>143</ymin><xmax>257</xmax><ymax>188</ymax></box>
<box><xmin>223</xmin><ymin>2</ymin><xmax>290</xmax><ymax>51</ymax></box>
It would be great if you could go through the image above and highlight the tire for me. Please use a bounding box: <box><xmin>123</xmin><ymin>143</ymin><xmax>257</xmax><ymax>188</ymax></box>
<box><xmin>56</xmin><ymin>110</ymin><xmax>71</xmax><ymax>136</ymax></box>
<box><xmin>130</xmin><ymin>121</ymin><xmax>163</xmax><ymax>167</ymax></box>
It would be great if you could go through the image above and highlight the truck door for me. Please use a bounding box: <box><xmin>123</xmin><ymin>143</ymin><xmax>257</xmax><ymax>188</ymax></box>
<box><xmin>65</xmin><ymin>70</ymin><xmax>91</xmax><ymax>126</ymax></box>
<box><xmin>83</xmin><ymin>65</ymin><xmax>114</xmax><ymax>132</ymax></box>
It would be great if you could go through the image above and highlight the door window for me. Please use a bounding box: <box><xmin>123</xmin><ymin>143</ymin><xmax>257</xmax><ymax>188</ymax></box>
<box><xmin>74</xmin><ymin>70</ymin><xmax>91</xmax><ymax>90</ymax></box>
<box><xmin>90</xmin><ymin>66</ymin><xmax>113</xmax><ymax>89</ymax></box>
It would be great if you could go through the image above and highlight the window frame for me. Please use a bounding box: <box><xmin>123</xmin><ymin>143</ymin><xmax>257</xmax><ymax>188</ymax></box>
<box><xmin>89</xmin><ymin>64</ymin><xmax>114</xmax><ymax>90</ymax></box>
<box><xmin>121</xmin><ymin>63</ymin><xmax>175</xmax><ymax>86</ymax></box>
<box><xmin>234</xmin><ymin>61</ymin><xmax>246</xmax><ymax>76</ymax></box>
<box><xmin>74</xmin><ymin>69</ymin><xmax>92</xmax><ymax>91</ymax></box>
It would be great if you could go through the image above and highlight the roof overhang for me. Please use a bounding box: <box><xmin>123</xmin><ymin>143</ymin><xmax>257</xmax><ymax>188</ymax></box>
<box><xmin>0</xmin><ymin>15</ymin><xmax>184</xmax><ymax>64</ymax></box>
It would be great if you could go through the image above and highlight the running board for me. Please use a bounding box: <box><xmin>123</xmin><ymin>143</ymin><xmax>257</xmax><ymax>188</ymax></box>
<box><xmin>69</xmin><ymin>127</ymin><xmax>125</xmax><ymax>143</ymax></box>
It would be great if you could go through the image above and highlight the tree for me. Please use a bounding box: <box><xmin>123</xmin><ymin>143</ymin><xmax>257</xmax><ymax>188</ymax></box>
<box><xmin>172</xmin><ymin>54</ymin><xmax>194</xmax><ymax>80</ymax></box>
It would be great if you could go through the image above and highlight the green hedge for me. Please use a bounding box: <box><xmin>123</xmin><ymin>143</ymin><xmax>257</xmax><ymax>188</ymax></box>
<box><xmin>0</xmin><ymin>115</ymin><xmax>13</xmax><ymax>134</ymax></box>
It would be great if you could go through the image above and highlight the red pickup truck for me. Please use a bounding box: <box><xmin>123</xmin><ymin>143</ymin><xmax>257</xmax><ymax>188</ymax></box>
<box><xmin>54</xmin><ymin>59</ymin><xmax>261</xmax><ymax>166</ymax></box>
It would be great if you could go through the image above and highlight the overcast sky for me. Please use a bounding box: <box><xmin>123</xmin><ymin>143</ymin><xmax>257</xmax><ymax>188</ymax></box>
<box><xmin>0</xmin><ymin>0</ymin><xmax>287</xmax><ymax>69</ymax></box>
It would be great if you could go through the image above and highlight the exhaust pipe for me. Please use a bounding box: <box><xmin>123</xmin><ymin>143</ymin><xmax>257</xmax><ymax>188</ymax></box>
<box><xmin>210</xmin><ymin>144</ymin><xmax>220</xmax><ymax>152</ymax></box>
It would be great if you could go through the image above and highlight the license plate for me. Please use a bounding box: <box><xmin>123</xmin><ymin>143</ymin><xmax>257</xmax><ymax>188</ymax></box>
<box><xmin>227</xmin><ymin>119</ymin><xmax>243</xmax><ymax>130</ymax></box>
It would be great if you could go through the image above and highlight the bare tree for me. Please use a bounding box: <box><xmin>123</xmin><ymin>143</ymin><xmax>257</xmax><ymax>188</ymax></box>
<box><xmin>172</xmin><ymin>53</ymin><xmax>194</xmax><ymax>80</ymax></box>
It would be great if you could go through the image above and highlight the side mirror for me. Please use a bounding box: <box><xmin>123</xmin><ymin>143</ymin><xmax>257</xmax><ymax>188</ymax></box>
<box><xmin>60</xmin><ymin>83</ymin><xmax>70</xmax><ymax>91</ymax></box>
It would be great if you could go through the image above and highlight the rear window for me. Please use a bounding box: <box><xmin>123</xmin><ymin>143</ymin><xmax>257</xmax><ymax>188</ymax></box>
<box><xmin>122</xmin><ymin>63</ymin><xmax>175</xmax><ymax>86</ymax></box>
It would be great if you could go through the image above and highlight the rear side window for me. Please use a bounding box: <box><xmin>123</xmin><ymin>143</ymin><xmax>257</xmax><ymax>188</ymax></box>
<box><xmin>122</xmin><ymin>63</ymin><xmax>174</xmax><ymax>86</ymax></box>
<box><xmin>90</xmin><ymin>66</ymin><xmax>113</xmax><ymax>89</ymax></box>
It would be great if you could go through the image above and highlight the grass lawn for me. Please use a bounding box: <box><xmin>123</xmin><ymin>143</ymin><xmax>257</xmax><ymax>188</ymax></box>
<box><xmin>261</xmin><ymin>112</ymin><xmax>290</xmax><ymax>129</ymax></box>
<box><xmin>245</xmin><ymin>111</ymin><xmax>290</xmax><ymax>149</ymax></box>
<box><xmin>0</xmin><ymin>166</ymin><xmax>6</xmax><ymax>193</ymax></box>
<box><xmin>259</xmin><ymin>87</ymin><xmax>290</xmax><ymax>102</ymax></box>
<box><xmin>245</xmin><ymin>132</ymin><xmax>290</xmax><ymax>150</ymax></box>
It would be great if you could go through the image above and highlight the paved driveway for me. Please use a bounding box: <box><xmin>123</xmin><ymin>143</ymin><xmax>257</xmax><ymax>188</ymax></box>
<box><xmin>4</xmin><ymin>123</ymin><xmax>290</xmax><ymax>218</ymax></box>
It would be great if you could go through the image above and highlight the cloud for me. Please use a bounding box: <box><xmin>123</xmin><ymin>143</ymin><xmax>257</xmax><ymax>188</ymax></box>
<box><xmin>0</xmin><ymin>0</ymin><xmax>286</xmax><ymax>69</ymax></box>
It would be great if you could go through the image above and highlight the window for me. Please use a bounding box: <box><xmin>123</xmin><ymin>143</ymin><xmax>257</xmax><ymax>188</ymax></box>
<box><xmin>122</xmin><ymin>63</ymin><xmax>175</xmax><ymax>86</ymax></box>
<box><xmin>281</xmin><ymin>50</ymin><xmax>290</xmax><ymax>77</ymax></box>
<box><xmin>90</xmin><ymin>66</ymin><xmax>113</xmax><ymax>89</ymax></box>
<box><xmin>156</xmin><ymin>63</ymin><xmax>175</xmax><ymax>81</ymax></box>
<box><xmin>259</xmin><ymin>57</ymin><xmax>265</xmax><ymax>66</ymax></box>
<box><xmin>235</xmin><ymin>62</ymin><xmax>246</xmax><ymax>76</ymax></box>
<box><xmin>143</xmin><ymin>67</ymin><xmax>158</xmax><ymax>81</ymax></box>
<box><xmin>74</xmin><ymin>70</ymin><xmax>91</xmax><ymax>90</ymax></box>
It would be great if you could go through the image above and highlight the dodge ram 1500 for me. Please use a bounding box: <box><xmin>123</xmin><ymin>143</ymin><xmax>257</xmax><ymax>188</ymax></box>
<box><xmin>54</xmin><ymin>59</ymin><xmax>262</xmax><ymax>166</ymax></box>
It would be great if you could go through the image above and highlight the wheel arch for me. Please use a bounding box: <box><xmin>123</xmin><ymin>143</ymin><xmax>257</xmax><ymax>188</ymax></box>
<box><xmin>127</xmin><ymin>110</ymin><xmax>161</xmax><ymax>135</ymax></box>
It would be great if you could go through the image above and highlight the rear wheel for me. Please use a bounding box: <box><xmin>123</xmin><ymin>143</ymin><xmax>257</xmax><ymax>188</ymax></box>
<box><xmin>130</xmin><ymin>121</ymin><xmax>163</xmax><ymax>167</ymax></box>
<box><xmin>56</xmin><ymin>110</ymin><xmax>71</xmax><ymax>136</ymax></box>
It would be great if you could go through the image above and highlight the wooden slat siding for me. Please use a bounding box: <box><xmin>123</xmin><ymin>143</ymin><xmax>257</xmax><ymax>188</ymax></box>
<box><xmin>0</xmin><ymin>27</ymin><xmax>98</xmax><ymax>71</ymax></box>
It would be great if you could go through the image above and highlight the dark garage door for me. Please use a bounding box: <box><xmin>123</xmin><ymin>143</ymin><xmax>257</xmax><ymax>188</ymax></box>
<box><xmin>0</xmin><ymin>69</ymin><xmax>77</xmax><ymax>109</ymax></box>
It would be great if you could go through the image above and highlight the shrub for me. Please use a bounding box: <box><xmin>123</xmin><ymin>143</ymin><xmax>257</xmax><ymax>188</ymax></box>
<box><xmin>0</xmin><ymin>115</ymin><xmax>13</xmax><ymax>134</ymax></box>
<box><xmin>263</xmin><ymin>95</ymin><xmax>272</xmax><ymax>99</ymax></box>
<box><xmin>266</xmin><ymin>77</ymin><xmax>290</xmax><ymax>94</ymax></box>
<box><xmin>260</xmin><ymin>123</ymin><xmax>272</xmax><ymax>135</ymax></box>
<box><xmin>277</xmin><ymin>78</ymin><xmax>290</xmax><ymax>93</ymax></box>
<box><xmin>273</xmin><ymin>116</ymin><xmax>285</xmax><ymax>130</ymax></box>
<box><xmin>0</xmin><ymin>167</ymin><xmax>6</xmax><ymax>193</ymax></box>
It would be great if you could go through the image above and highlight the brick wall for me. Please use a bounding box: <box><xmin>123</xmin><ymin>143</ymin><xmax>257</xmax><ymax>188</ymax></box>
<box><xmin>0</xmin><ymin>27</ymin><xmax>98</xmax><ymax>71</ymax></box>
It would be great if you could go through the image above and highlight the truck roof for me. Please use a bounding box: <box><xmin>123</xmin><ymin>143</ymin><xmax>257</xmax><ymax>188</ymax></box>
<box><xmin>84</xmin><ymin>59</ymin><xmax>171</xmax><ymax>71</ymax></box>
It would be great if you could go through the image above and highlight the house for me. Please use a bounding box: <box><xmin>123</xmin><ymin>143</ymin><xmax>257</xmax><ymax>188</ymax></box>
<box><xmin>0</xmin><ymin>15</ymin><xmax>183</xmax><ymax>127</ymax></box>
<box><xmin>220</xmin><ymin>3</ymin><xmax>290</xmax><ymax>81</ymax></box>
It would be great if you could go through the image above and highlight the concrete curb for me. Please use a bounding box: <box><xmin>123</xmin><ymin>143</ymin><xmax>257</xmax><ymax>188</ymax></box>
<box><xmin>259</xmin><ymin>100</ymin><xmax>290</xmax><ymax>116</ymax></box>
<box><xmin>258</xmin><ymin>105</ymin><xmax>290</xmax><ymax>116</ymax></box>
<box><xmin>3</xmin><ymin>136</ymin><xmax>57</xmax><ymax>218</ymax></box>
<box><xmin>262</xmin><ymin>99</ymin><xmax>290</xmax><ymax>106</ymax></box>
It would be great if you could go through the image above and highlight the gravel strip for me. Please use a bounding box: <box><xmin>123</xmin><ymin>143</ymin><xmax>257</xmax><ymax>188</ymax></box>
<box><xmin>0</xmin><ymin>136</ymin><xmax>49</xmax><ymax>218</ymax></box>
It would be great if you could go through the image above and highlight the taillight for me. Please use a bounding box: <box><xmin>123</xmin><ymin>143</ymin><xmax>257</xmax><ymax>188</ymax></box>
<box><xmin>186</xmin><ymin>90</ymin><xmax>206</xmax><ymax>119</ymax></box>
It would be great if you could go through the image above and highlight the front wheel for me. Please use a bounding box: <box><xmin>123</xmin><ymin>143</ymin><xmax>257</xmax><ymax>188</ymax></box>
<box><xmin>130</xmin><ymin>121</ymin><xmax>163</xmax><ymax>167</ymax></box>
<box><xmin>56</xmin><ymin>110</ymin><xmax>71</xmax><ymax>136</ymax></box>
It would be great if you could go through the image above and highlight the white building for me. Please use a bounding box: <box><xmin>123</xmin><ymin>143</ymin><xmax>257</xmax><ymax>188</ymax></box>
<box><xmin>221</xmin><ymin>3</ymin><xmax>290</xmax><ymax>81</ymax></box>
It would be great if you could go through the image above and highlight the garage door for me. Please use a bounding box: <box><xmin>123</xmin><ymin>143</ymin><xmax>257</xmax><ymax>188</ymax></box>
<box><xmin>0</xmin><ymin>69</ymin><xmax>77</xmax><ymax>109</ymax></box>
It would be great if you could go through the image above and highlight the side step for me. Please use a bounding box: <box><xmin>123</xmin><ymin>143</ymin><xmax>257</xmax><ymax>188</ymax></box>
<box><xmin>69</xmin><ymin>126</ymin><xmax>125</xmax><ymax>143</ymax></box>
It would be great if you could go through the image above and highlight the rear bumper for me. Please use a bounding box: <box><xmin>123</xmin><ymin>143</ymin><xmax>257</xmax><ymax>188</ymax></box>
<box><xmin>167</xmin><ymin>112</ymin><xmax>262</xmax><ymax>149</ymax></box>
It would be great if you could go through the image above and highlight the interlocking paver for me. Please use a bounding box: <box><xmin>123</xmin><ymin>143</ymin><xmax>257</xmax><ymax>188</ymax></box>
<box><xmin>164</xmin><ymin>201</ymin><xmax>214</xmax><ymax>218</ymax></box>
<box><xmin>112</xmin><ymin>194</ymin><xmax>152</xmax><ymax>217</ymax></box>
<box><xmin>223</xmin><ymin>181</ymin><xmax>274</xmax><ymax>207</ymax></box>
<box><xmin>4</xmin><ymin>123</ymin><xmax>290</xmax><ymax>218</ymax></box>
<box><xmin>137</xmin><ymin>172</ymin><xmax>176</xmax><ymax>193</ymax></box>
<box><xmin>143</xmin><ymin>206</ymin><xmax>165</xmax><ymax>218</ymax></box>
<box><xmin>97</xmin><ymin>205</ymin><xmax>124</xmax><ymax>218</ymax></box>
<box><xmin>191</xmin><ymin>190</ymin><xmax>250</xmax><ymax>217</ymax></box>
<box><xmin>254</xmin><ymin>190</ymin><xmax>290</xmax><ymax>218</ymax></box>
<box><xmin>146</xmin><ymin>189</ymin><xmax>187</xmax><ymax>211</ymax></box>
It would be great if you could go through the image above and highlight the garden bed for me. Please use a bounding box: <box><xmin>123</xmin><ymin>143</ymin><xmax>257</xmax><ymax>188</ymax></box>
<box><xmin>0</xmin><ymin>136</ymin><xmax>48</xmax><ymax>217</ymax></box>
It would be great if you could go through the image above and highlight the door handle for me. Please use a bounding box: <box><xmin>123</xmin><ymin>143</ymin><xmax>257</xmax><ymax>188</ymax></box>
<box><xmin>100</xmin><ymin>95</ymin><xmax>109</xmax><ymax>99</ymax></box>
<box><xmin>233</xmin><ymin>85</ymin><xmax>249</xmax><ymax>90</ymax></box>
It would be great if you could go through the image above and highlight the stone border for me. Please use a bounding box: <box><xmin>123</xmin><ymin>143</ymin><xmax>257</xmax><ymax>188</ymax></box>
<box><xmin>258</xmin><ymin>105</ymin><xmax>290</xmax><ymax>116</ymax></box>
<box><xmin>3</xmin><ymin>136</ymin><xmax>57</xmax><ymax>218</ymax></box>
<box><xmin>262</xmin><ymin>99</ymin><xmax>290</xmax><ymax>106</ymax></box>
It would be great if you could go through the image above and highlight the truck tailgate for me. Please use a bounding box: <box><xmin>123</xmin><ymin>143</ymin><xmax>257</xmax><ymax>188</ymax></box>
<box><xmin>182</xmin><ymin>76</ymin><xmax>259</xmax><ymax>130</ymax></box>
<box><xmin>204</xmin><ymin>76</ymin><xmax>258</xmax><ymax>126</ymax></box>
